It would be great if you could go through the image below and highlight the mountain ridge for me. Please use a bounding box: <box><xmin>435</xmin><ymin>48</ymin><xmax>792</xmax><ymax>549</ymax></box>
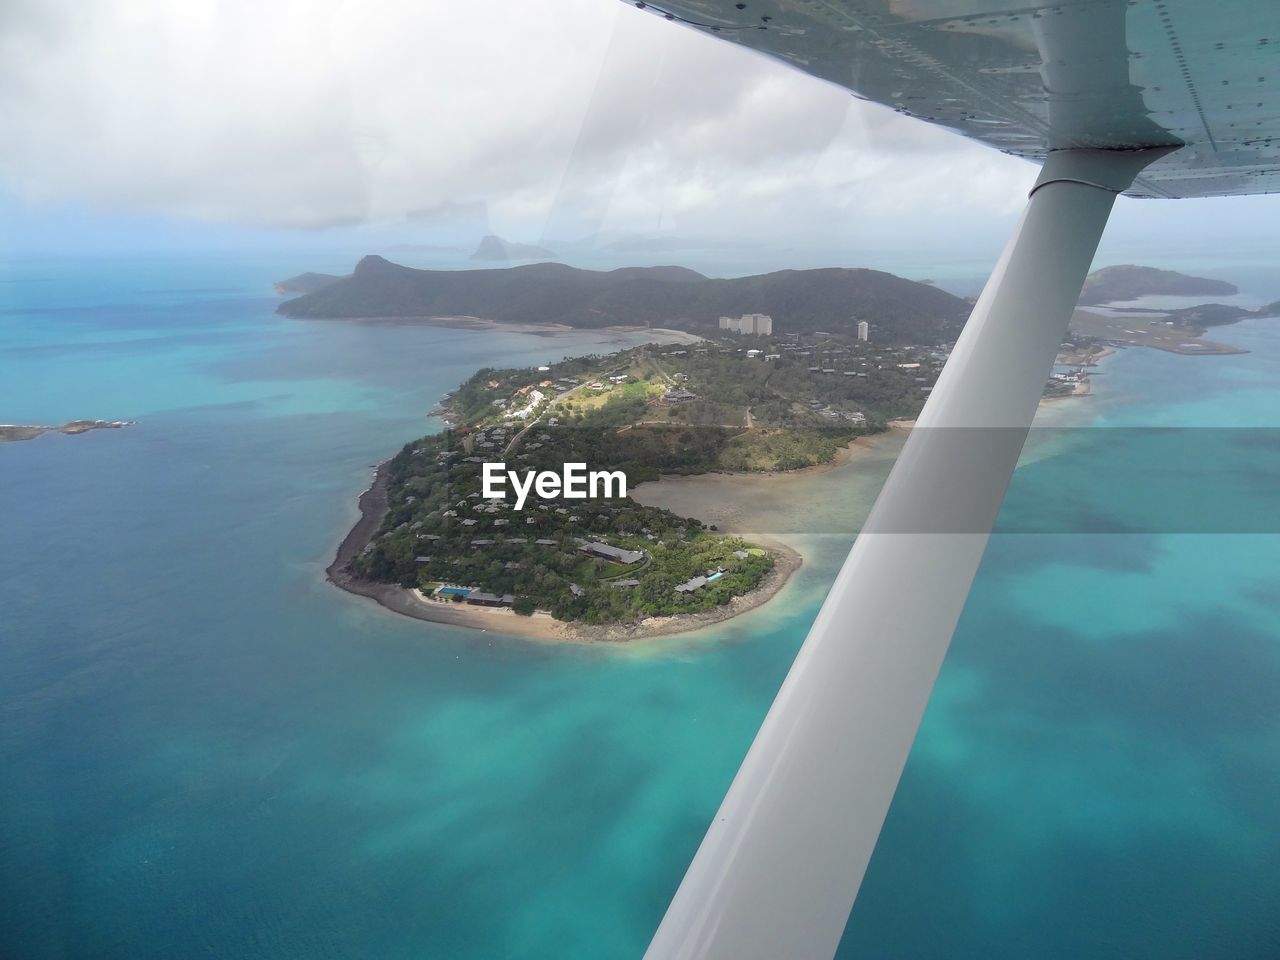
<box><xmin>277</xmin><ymin>256</ymin><xmax>971</xmax><ymax>342</ymax></box>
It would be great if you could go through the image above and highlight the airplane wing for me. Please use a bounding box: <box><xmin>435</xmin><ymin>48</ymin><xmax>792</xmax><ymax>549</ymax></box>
<box><xmin>627</xmin><ymin>3</ymin><xmax>1279</xmax><ymax>959</ymax></box>
<box><xmin>627</xmin><ymin>0</ymin><xmax>1278</xmax><ymax>198</ymax></box>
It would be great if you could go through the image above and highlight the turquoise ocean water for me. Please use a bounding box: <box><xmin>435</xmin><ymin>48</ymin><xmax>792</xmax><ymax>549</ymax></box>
<box><xmin>2</xmin><ymin>256</ymin><xmax>1278</xmax><ymax>958</ymax></box>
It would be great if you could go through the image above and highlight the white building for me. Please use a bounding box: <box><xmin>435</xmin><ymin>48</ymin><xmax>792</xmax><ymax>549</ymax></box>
<box><xmin>719</xmin><ymin>313</ymin><xmax>774</xmax><ymax>336</ymax></box>
<box><xmin>506</xmin><ymin>389</ymin><xmax>545</xmax><ymax>420</ymax></box>
<box><xmin>857</xmin><ymin>320</ymin><xmax>869</xmax><ymax>341</ymax></box>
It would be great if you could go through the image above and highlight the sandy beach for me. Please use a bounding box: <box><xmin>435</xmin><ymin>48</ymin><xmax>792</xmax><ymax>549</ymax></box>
<box><xmin>339</xmin><ymin>314</ymin><xmax>704</xmax><ymax>344</ymax></box>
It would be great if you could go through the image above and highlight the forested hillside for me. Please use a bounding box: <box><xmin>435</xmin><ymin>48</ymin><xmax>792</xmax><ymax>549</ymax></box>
<box><xmin>277</xmin><ymin>255</ymin><xmax>970</xmax><ymax>341</ymax></box>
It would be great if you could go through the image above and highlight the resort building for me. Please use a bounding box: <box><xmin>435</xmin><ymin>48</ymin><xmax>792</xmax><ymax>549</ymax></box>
<box><xmin>857</xmin><ymin>320</ymin><xmax>869</xmax><ymax>341</ymax></box>
<box><xmin>465</xmin><ymin>591</ymin><xmax>515</xmax><ymax>607</ymax></box>
<box><xmin>506</xmin><ymin>389</ymin><xmax>545</xmax><ymax>420</ymax></box>
<box><xmin>675</xmin><ymin>575</ymin><xmax>708</xmax><ymax>594</ymax></box>
<box><xmin>579</xmin><ymin>542</ymin><xmax>646</xmax><ymax>565</ymax></box>
<box><xmin>718</xmin><ymin>313</ymin><xmax>774</xmax><ymax>336</ymax></box>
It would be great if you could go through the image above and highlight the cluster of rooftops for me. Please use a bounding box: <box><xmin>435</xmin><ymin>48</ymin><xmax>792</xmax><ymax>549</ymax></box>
<box><xmin>428</xmin><ymin>542</ymin><xmax>756</xmax><ymax>608</ymax></box>
<box><xmin>416</xmin><ymin>539</ymin><xmax>645</xmax><ymax>566</ymax></box>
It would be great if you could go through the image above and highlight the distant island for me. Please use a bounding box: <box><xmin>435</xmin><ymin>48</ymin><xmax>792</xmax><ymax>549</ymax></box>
<box><xmin>1070</xmin><ymin>266</ymin><xmax>1277</xmax><ymax>355</ymax></box>
<box><xmin>273</xmin><ymin>271</ymin><xmax>343</xmax><ymax>296</ymax></box>
<box><xmin>1154</xmin><ymin>301</ymin><xmax>1280</xmax><ymax>329</ymax></box>
<box><xmin>470</xmin><ymin>234</ymin><xmax>557</xmax><ymax>261</ymax></box>
<box><xmin>1078</xmin><ymin>265</ymin><xmax>1238</xmax><ymax>305</ymax></box>
<box><xmin>273</xmin><ymin>258</ymin><xmax>1258</xmax><ymax>347</ymax></box>
<box><xmin>1</xmin><ymin>420</ymin><xmax>132</xmax><ymax>443</ymax></box>
<box><xmin>277</xmin><ymin>255</ymin><xmax>970</xmax><ymax>342</ymax></box>
<box><xmin>329</xmin><ymin>328</ymin><xmax>961</xmax><ymax>640</ymax></box>
<box><xmin>273</xmin><ymin>256</ymin><xmax>1274</xmax><ymax>361</ymax></box>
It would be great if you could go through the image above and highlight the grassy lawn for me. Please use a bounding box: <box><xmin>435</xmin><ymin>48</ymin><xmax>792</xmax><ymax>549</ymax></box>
<box><xmin>563</xmin><ymin>379</ymin><xmax>662</xmax><ymax>413</ymax></box>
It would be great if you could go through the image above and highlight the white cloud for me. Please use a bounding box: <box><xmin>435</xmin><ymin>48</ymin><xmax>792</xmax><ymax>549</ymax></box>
<box><xmin>0</xmin><ymin>0</ymin><xmax>1035</xmax><ymax>243</ymax></box>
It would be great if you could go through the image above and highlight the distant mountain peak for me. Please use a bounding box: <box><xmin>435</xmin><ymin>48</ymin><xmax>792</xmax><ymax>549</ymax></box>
<box><xmin>353</xmin><ymin>254</ymin><xmax>398</xmax><ymax>276</ymax></box>
<box><xmin>470</xmin><ymin>235</ymin><xmax>556</xmax><ymax>261</ymax></box>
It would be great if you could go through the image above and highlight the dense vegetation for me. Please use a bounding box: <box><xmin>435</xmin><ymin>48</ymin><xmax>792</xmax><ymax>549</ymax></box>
<box><xmin>277</xmin><ymin>255</ymin><xmax>970</xmax><ymax>342</ymax></box>
<box><xmin>325</xmin><ymin>259</ymin><xmax>1243</xmax><ymax>625</ymax></box>
<box><xmin>350</xmin><ymin>335</ymin><xmax>946</xmax><ymax>624</ymax></box>
<box><xmin>353</xmin><ymin>429</ymin><xmax>772</xmax><ymax>624</ymax></box>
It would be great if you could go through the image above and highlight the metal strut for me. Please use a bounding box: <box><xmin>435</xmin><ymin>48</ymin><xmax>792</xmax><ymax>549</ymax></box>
<box><xmin>644</xmin><ymin>147</ymin><xmax>1174</xmax><ymax>960</ymax></box>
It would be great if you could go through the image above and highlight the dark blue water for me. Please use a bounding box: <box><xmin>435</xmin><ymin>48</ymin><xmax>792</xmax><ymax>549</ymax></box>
<box><xmin>2</xmin><ymin>256</ymin><xmax>1278</xmax><ymax>958</ymax></box>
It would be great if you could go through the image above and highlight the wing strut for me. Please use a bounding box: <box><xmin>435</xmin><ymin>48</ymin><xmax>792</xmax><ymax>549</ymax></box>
<box><xmin>645</xmin><ymin>147</ymin><xmax>1174</xmax><ymax>960</ymax></box>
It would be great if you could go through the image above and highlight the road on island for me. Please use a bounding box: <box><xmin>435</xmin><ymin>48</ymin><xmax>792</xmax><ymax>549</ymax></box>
<box><xmin>502</xmin><ymin>373</ymin><xmax>617</xmax><ymax>457</ymax></box>
<box><xmin>504</xmin><ymin>348</ymin><xmax>719</xmax><ymax>458</ymax></box>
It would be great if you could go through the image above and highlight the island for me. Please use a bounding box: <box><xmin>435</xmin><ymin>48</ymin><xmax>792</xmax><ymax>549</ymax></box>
<box><xmin>1063</xmin><ymin>265</ymin><xmax>1280</xmax><ymax>355</ymax></box>
<box><xmin>276</xmin><ymin>255</ymin><xmax>971</xmax><ymax>342</ymax></box>
<box><xmin>276</xmin><ymin>256</ymin><xmax>1274</xmax><ymax>357</ymax></box>
<box><xmin>1078</xmin><ymin>264</ymin><xmax>1238</xmax><ymax>305</ymax></box>
<box><xmin>470</xmin><ymin>234</ymin><xmax>558</xmax><ymax>261</ymax></box>
<box><xmin>329</xmin><ymin>330</ymin><xmax>955</xmax><ymax>641</ymax></box>
<box><xmin>1</xmin><ymin>420</ymin><xmax>132</xmax><ymax>443</ymax></box>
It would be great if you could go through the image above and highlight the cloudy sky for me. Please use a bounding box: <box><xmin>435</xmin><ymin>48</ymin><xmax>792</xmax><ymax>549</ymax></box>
<box><xmin>2</xmin><ymin>0</ymin><xmax>1277</xmax><ymax>279</ymax></box>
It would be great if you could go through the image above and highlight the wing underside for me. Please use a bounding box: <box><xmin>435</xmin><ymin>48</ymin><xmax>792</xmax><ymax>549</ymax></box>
<box><xmin>626</xmin><ymin>0</ymin><xmax>1280</xmax><ymax>198</ymax></box>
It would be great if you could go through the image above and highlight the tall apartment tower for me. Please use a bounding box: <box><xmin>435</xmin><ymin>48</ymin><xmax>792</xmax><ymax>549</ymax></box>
<box><xmin>857</xmin><ymin>320</ymin><xmax>869</xmax><ymax>341</ymax></box>
<box><xmin>721</xmin><ymin>313</ymin><xmax>774</xmax><ymax>335</ymax></box>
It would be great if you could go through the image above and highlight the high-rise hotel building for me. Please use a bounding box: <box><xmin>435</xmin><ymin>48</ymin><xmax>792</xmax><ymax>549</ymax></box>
<box><xmin>718</xmin><ymin>313</ymin><xmax>774</xmax><ymax>336</ymax></box>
